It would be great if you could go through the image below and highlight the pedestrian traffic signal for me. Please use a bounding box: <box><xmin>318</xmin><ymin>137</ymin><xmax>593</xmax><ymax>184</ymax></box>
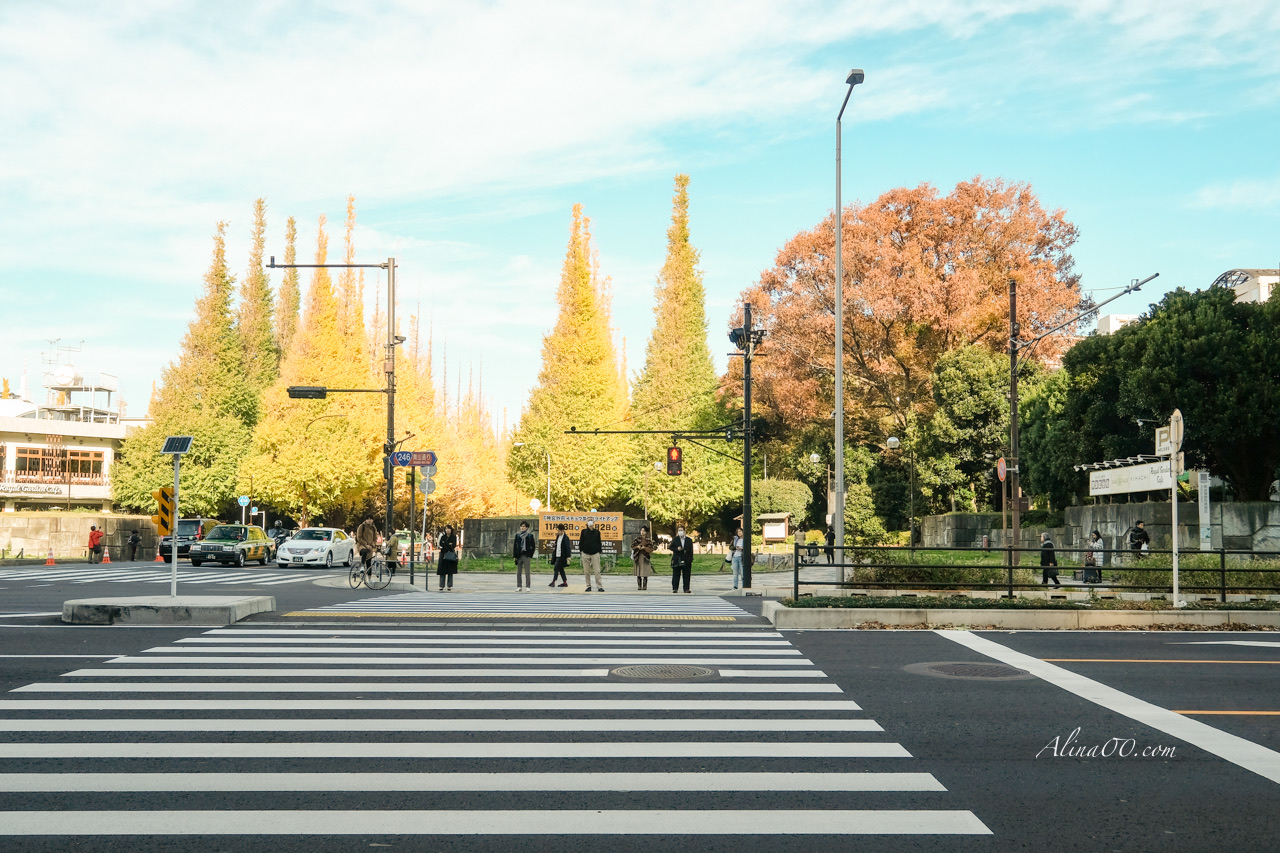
<box><xmin>151</xmin><ymin>487</ymin><xmax>174</xmax><ymax>535</ymax></box>
<box><xmin>666</xmin><ymin>446</ymin><xmax>683</xmax><ymax>476</ymax></box>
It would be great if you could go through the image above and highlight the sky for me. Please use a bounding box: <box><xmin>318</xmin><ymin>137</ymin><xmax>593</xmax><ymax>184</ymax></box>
<box><xmin>2</xmin><ymin>0</ymin><xmax>1278</xmax><ymax>432</ymax></box>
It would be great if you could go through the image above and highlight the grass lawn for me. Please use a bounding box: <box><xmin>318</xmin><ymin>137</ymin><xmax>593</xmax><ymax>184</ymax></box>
<box><xmin>784</xmin><ymin>594</ymin><xmax>1280</xmax><ymax>611</ymax></box>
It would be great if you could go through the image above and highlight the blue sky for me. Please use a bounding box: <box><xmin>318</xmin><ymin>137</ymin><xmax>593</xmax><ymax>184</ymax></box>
<box><xmin>2</xmin><ymin>1</ymin><xmax>1277</xmax><ymax>429</ymax></box>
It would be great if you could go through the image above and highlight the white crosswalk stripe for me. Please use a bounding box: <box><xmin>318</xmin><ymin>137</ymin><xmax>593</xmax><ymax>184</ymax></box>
<box><xmin>0</xmin><ymin>565</ymin><xmax>328</xmax><ymax>587</ymax></box>
<box><xmin>0</xmin><ymin>624</ymin><xmax>991</xmax><ymax>839</ymax></box>
<box><xmin>296</xmin><ymin>591</ymin><xmax>753</xmax><ymax>619</ymax></box>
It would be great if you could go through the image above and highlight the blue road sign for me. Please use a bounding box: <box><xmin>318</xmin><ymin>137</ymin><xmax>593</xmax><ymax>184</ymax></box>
<box><xmin>238</xmin><ymin>495</ymin><xmax>250</xmax><ymax>507</ymax></box>
<box><xmin>392</xmin><ymin>451</ymin><xmax>413</xmax><ymax>467</ymax></box>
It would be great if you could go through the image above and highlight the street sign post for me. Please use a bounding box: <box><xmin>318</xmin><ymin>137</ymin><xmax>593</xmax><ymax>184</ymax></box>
<box><xmin>162</xmin><ymin>436</ymin><xmax>193</xmax><ymax>598</ymax></box>
<box><xmin>392</xmin><ymin>451</ymin><xmax>437</xmax><ymax>467</ymax></box>
<box><xmin>1170</xmin><ymin>409</ymin><xmax>1184</xmax><ymax>608</ymax></box>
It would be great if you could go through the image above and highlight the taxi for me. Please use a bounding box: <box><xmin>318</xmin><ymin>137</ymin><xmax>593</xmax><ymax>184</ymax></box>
<box><xmin>189</xmin><ymin>524</ymin><xmax>276</xmax><ymax>567</ymax></box>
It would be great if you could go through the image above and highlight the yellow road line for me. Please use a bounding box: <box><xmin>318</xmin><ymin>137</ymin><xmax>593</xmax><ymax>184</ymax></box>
<box><xmin>1175</xmin><ymin>711</ymin><xmax>1280</xmax><ymax>716</ymax></box>
<box><xmin>284</xmin><ymin>612</ymin><xmax>736</xmax><ymax>621</ymax></box>
<box><xmin>1042</xmin><ymin>659</ymin><xmax>1280</xmax><ymax>664</ymax></box>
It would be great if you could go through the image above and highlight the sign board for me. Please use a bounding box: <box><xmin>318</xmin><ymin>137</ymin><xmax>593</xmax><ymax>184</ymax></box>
<box><xmin>1171</xmin><ymin>409</ymin><xmax>1183</xmax><ymax>451</ymax></box>
<box><xmin>251</xmin><ymin>506</ymin><xmax>258</xmax><ymax>515</ymax></box>
<box><xmin>1156</xmin><ymin>427</ymin><xmax>1172</xmax><ymax>457</ymax></box>
<box><xmin>1089</xmin><ymin>461</ymin><xmax>1173</xmax><ymax>496</ymax></box>
<box><xmin>392</xmin><ymin>450</ymin><xmax>438</xmax><ymax>467</ymax></box>
<box><xmin>537</xmin><ymin>511</ymin><xmax>625</xmax><ymax>556</ymax></box>
<box><xmin>997</xmin><ymin>457</ymin><xmax>1006</xmax><ymax>482</ymax></box>
<box><xmin>1198</xmin><ymin>470</ymin><xmax>1212</xmax><ymax>550</ymax></box>
<box><xmin>238</xmin><ymin>496</ymin><xmax>250</xmax><ymax>507</ymax></box>
<box><xmin>418</xmin><ymin>478</ymin><xmax>436</xmax><ymax>495</ymax></box>
<box><xmin>419</xmin><ymin>463</ymin><xmax>437</xmax><ymax>477</ymax></box>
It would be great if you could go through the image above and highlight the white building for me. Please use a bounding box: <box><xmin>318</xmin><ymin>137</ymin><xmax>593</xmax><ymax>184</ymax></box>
<box><xmin>1213</xmin><ymin>268</ymin><xmax>1278</xmax><ymax>304</ymax></box>
<box><xmin>0</xmin><ymin>354</ymin><xmax>131</xmax><ymax>513</ymax></box>
<box><xmin>1096</xmin><ymin>314</ymin><xmax>1139</xmax><ymax>335</ymax></box>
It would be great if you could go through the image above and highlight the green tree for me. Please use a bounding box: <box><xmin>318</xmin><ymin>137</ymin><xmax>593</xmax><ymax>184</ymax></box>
<box><xmin>112</xmin><ymin>222</ymin><xmax>254</xmax><ymax>515</ymax></box>
<box><xmin>626</xmin><ymin>176</ymin><xmax>739</xmax><ymax>524</ymax></box>
<box><xmin>275</xmin><ymin>216</ymin><xmax>300</xmax><ymax>358</ymax></box>
<box><xmin>750</xmin><ymin>478</ymin><xmax>812</xmax><ymax>535</ymax></box>
<box><xmin>236</xmin><ymin>198</ymin><xmax>278</xmax><ymax>410</ymax></box>
<box><xmin>509</xmin><ymin>204</ymin><xmax>628</xmax><ymax>510</ymax></box>
<box><xmin>1020</xmin><ymin>368</ymin><xmax>1074</xmax><ymax>509</ymax></box>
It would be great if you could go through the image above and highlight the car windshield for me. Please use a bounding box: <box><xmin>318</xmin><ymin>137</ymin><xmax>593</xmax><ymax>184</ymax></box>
<box><xmin>293</xmin><ymin>530</ymin><xmax>332</xmax><ymax>541</ymax></box>
<box><xmin>207</xmin><ymin>526</ymin><xmax>247</xmax><ymax>541</ymax></box>
<box><xmin>177</xmin><ymin>520</ymin><xmax>201</xmax><ymax>536</ymax></box>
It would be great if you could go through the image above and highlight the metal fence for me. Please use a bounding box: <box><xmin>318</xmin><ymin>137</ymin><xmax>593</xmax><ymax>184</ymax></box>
<box><xmin>792</xmin><ymin>540</ymin><xmax>1280</xmax><ymax>602</ymax></box>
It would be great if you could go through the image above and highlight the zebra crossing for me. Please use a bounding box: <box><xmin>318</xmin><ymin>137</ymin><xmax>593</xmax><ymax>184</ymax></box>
<box><xmin>291</xmin><ymin>590</ymin><xmax>753</xmax><ymax>620</ymax></box>
<box><xmin>0</xmin><ymin>624</ymin><xmax>991</xmax><ymax>841</ymax></box>
<box><xmin>0</xmin><ymin>564</ymin><xmax>329</xmax><ymax>588</ymax></box>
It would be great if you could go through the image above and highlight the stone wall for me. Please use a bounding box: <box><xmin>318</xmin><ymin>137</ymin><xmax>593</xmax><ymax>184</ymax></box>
<box><xmin>0</xmin><ymin>513</ymin><xmax>157</xmax><ymax>560</ymax></box>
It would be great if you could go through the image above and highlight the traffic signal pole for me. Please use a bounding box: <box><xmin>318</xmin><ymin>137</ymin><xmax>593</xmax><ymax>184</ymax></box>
<box><xmin>742</xmin><ymin>302</ymin><xmax>754</xmax><ymax>590</ymax></box>
<box><xmin>170</xmin><ymin>454</ymin><xmax>180</xmax><ymax>597</ymax></box>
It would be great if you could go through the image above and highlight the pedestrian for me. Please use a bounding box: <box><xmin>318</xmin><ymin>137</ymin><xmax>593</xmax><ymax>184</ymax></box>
<box><xmin>384</xmin><ymin>530</ymin><xmax>400</xmax><ymax>577</ymax></box>
<box><xmin>730</xmin><ymin>526</ymin><xmax>744</xmax><ymax>590</ymax></box>
<box><xmin>1084</xmin><ymin>530</ymin><xmax>1105</xmax><ymax>583</ymax></box>
<box><xmin>355</xmin><ymin>517</ymin><xmax>379</xmax><ymax>570</ymax></box>
<box><xmin>436</xmin><ymin>525</ymin><xmax>458</xmax><ymax>591</ymax></box>
<box><xmin>550</xmin><ymin>524</ymin><xmax>571</xmax><ymax>587</ymax></box>
<box><xmin>579</xmin><ymin>517</ymin><xmax>604</xmax><ymax>592</ymax></box>
<box><xmin>632</xmin><ymin>525</ymin><xmax>655</xmax><ymax>590</ymax></box>
<box><xmin>127</xmin><ymin>529</ymin><xmax>141</xmax><ymax>562</ymax></box>
<box><xmin>824</xmin><ymin>524</ymin><xmax>835</xmax><ymax>565</ymax></box>
<box><xmin>87</xmin><ymin>525</ymin><xmax>104</xmax><ymax>564</ymax></box>
<box><xmin>671</xmin><ymin>525</ymin><xmax>694</xmax><ymax>594</ymax></box>
<box><xmin>1040</xmin><ymin>531</ymin><xmax>1060</xmax><ymax>587</ymax></box>
<box><xmin>1129</xmin><ymin>520</ymin><xmax>1150</xmax><ymax>561</ymax></box>
<box><xmin>513</xmin><ymin>521</ymin><xmax>537</xmax><ymax>592</ymax></box>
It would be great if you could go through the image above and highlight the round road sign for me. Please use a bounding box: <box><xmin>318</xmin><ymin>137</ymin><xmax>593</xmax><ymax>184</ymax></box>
<box><xmin>997</xmin><ymin>457</ymin><xmax>1007</xmax><ymax>482</ymax></box>
<box><xmin>418</xmin><ymin>478</ymin><xmax>436</xmax><ymax>495</ymax></box>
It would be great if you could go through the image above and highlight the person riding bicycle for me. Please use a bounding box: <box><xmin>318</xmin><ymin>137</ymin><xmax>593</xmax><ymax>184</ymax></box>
<box><xmin>355</xmin><ymin>517</ymin><xmax>379</xmax><ymax>569</ymax></box>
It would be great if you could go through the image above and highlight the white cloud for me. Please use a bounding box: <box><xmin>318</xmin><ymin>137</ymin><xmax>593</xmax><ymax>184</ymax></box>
<box><xmin>1189</xmin><ymin>174</ymin><xmax>1280</xmax><ymax>210</ymax></box>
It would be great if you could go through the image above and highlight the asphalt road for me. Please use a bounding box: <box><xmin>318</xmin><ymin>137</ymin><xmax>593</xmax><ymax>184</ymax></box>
<box><xmin>0</xmin><ymin>564</ymin><xmax>1277</xmax><ymax>851</ymax></box>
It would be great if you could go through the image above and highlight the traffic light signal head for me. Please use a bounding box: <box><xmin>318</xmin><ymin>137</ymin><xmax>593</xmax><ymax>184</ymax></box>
<box><xmin>666</xmin><ymin>446</ymin><xmax>683</xmax><ymax>476</ymax></box>
<box><xmin>151</xmin><ymin>486</ymin><xmax>174</xmax><ymax>535</ymax></box>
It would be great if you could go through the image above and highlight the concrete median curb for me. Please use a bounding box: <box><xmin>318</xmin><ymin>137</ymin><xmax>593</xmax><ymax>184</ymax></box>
<box><xmin>762</xmin><ymin>600</ymin><xmax>1280</xmax><ymax>630</ymax></box>
<box><xmin>62</xmin><ymin>595</ymin><xmax>275</xmax><ymax>626</ymax></box>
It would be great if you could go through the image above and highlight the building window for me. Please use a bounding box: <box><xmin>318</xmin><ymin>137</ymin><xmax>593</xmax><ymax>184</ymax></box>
<box><xmin>67</xmin><ymin>449</ymin><xmax>105</xmax><ymax>483</ymax></box>
<box><xmin>14</xmin><ymin>447</ymin><xmax>45</xmax><ymax>482</ymax></box>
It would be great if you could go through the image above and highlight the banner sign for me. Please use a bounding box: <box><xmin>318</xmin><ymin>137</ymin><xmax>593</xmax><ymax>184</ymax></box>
<box><xmin>537</xmin><ymin>511</ymin><xmax>624</xmax><ymax>556</ymax></box>
<box><xmin>1089</xmin><ymin>461</ymin><xmax>1172</xmax><ymax>496</ymax></box>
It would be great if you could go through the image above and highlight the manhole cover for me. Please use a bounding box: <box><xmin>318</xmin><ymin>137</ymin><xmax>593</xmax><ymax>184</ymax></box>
<box><xmin>610</xmin><ymin>665</ymin><xmax>714</xmax><ymax>680</ymax></box>
<box><xmin>904</xmin><ymin>661</ymin><xmax>1033</xmax><ymax>681</ymax></box>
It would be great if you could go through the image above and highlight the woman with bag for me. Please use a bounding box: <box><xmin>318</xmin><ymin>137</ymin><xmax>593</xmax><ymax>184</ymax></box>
<box><xmin>1084</xmin><ymin>530</ymin><xmax>1105</xmax><ymax>583</ymax></box>
<box><xmin>436</xmin><ymin>525</ymin><xmax>459</xmax><ymax>591</ymax></box>
<box><xmin>631</xmin><ymin>526</ymin><xmax>654</xmax><ymax>590</ymax></box>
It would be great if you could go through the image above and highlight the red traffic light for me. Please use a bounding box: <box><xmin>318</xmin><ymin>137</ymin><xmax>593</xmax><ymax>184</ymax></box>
<box><xmin>666</xmin><ymin>446</ymin><xmax>683</xmax><ymax>476</ymax></box>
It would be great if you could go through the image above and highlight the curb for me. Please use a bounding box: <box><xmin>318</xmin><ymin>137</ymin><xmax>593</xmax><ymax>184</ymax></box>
<box><xmin>761</xmin><ymin>600</ymin><xmax>1280</xmax><ymax>630</ymax></box>
<box><xmin>62</xmin><ymin>595</ymin><xmax>276</xmax><ymax>626</ymax></box>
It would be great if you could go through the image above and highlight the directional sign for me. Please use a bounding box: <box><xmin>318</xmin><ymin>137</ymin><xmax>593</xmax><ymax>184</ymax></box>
<box><xmin>419</xmin><ymin>478</ymin><xmax>436</xmax><ymax>495</ymax></box>
<box><xmin>238</xmin><ymin>495</ymin><xmax>250</xmax><ymax>507</ymax></box>
<box><xmin>996</xmin><ymin>457</ymin><xmax>1006</xmax><ymax>482</ymax></box>
<box><xmin>393</xmin><ymin>450</ymin><xmax>438</xmax><ymax>467</ymax></box>
<box><xmin>251</xmin><ymin>506</ymin><xmax>258</xmax><ymax>515</ymax></box>
<box><xmin>419</xmin><ymin>463</ymin><xmax>437</xmax><ymax>477</ymax></box>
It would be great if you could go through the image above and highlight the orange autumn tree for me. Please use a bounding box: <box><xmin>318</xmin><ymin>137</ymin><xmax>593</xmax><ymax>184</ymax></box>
<box><xmin>743</xmin><ymin>177</ymin><xmax>1082</xmax><ymax>441</ymax></box>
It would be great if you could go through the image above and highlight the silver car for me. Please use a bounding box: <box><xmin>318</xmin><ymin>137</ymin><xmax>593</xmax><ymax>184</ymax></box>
<box><xmin>276</xmin><ymin>527</ymin><xmax>356</xmax><ymax>568</ymax></box>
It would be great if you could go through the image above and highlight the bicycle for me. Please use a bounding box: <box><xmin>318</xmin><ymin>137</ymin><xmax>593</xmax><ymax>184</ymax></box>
<box><xmin>348</xmin><ymin>547</ymin><xmax>393</xmax><ymax>590</ymax></box>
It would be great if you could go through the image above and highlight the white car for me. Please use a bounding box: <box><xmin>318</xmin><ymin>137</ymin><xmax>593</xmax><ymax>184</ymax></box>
<box><xmin>276</xmin><ymin>527</ymin><xmax>356</xmax><ymax>568</ymax></box>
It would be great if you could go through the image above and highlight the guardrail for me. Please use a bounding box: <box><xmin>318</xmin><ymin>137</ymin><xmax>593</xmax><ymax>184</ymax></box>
<box><xmin>792</xmin><ymin>541</ymin><xmax>1280</xmax><ymax>602</ymax></box>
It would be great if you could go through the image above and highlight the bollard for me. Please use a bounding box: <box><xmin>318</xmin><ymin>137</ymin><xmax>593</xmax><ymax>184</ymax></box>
<box><xmin>45</xmin><ymin>548</ymin><xmax>56</xmax><ymax>566</ymax></box>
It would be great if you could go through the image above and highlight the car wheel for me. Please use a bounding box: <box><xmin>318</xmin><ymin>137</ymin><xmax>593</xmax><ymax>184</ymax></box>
<box><xmin>235</xmin><ymin>550</ymin><xmax>246</xmax><ymax>568</ymax></box>
<box><xmin>190</xmin><ymin>559</ymin><xmax>203</xmax><ymax>567</ymax></box>
<box><xmin>325</xmin><ymin>551</ymin><xmax>333</xmax><ymax>568</ymax></box>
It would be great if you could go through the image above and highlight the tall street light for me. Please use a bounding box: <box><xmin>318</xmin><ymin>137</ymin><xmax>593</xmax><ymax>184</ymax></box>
<box><xmin>833</xmin><ymin>68</ymin><xmax>865</xmax><ymax>561</ymax></box>
<box><xmin>886</xmin><ymin>435</ymin><xmax>914</xmax><ymax>551</ymax></box>
<box><xmin>513</xmin><ymin>442</ymin><xmax>551</xmax><ymax>510</ymax></box>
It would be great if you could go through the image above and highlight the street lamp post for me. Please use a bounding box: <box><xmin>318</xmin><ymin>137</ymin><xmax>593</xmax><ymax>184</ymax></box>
<box><xmin>887</xmin><ymin>435</ymin><xmax>914</xmax><ymax>551</ymax></box>
<box><xmin>513</xmin><ymin>443</ymin><xmax>551</xmax><ymax>510</ymax></box>
<box><xmin>833</xmin><ymin>68</ymin><xmax>865</xmax><ymax>562</ymax></box>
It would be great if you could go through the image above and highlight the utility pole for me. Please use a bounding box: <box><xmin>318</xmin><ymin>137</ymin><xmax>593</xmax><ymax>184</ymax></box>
<box><xmin>742</xmin><ymin>302</ymin><xmax>755</xmax><ymax>590</ymax></box>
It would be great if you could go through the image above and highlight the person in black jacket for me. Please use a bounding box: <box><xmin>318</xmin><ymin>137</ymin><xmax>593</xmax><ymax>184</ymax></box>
<box><xmin>512</xmin><ymin>521</ymin><xmax>537</xmax><ymax>592</ymax></box>
<box><xmin>579</xmin><ymin>518</ymin><xmax>604</xmax><ymax>591</ymax></box>
<box><xmin>1040</xmin><ymin>532</ymin><xmax>1060</xmax><ymax>587</ymax></box>
<box><xmin>549</xmin><ymin>524</ymin><xmax>571</xmax><ymax>587</ymax></box>
<box><xmin>1129</xmin><ymin>521</ymin><xmax>1150</xmax><ymax>560</ymax></box>
<box><xmin>436</xmin><ymin>525</ymin><xmax>458</xmax><ymax>591</ymax></box>
<box><xmin>671</xmin><ymin>526</ymin><xmax>694</xmax><ymax>593</ymax></box>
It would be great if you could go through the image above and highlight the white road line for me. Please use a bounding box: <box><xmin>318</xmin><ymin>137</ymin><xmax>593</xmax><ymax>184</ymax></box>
<box><xmin>0</xmin><ymin>742</ymin><xmax>911</xmax><ymax>759</ymax></box>
<box><xmin>0</xmin><ymin>809</ymin><xmax>989</xmax><ymax>836</ymax></box>
<box><xmin>0</xmin><ymin>699</ymin><xmax>863</xmax><ymax>711</ymax></box>
<box><xmin>1174</xmin><ymin>641</ymin><xmax>1280</xmax><ymax>648</ymax></box>
<box><xmin>0</xmin><ymin>613</ymin><xmax>63</xmax><ymax>619</ymax></box>
<box><xmin>16</xmin><ymin>682</ymin><xmax>843</xmax><ymax>694</ymax></box>
<box><xmin>939</xmin><ymin>630</ymin><xmax>1280</xmax><ymax>786</ymax></box>
<box><xmin>145</xmin><ymin>646</ymin><xmax>802</xmax><ymax>656</ymax></box>
<box><xmin>107</xmin><ymin>656</ymin><xmax>814</xmax><ymax>666</ymax></box>
<box><xmin>65</xmin><ymin>668</ymin><xmax>615</xmax><ymax>678</ymax></box>
<box><xmin>0</xmin><ymin>654</ymin><xmax>119</xmax><ymax>658</ymax></box>
<box><xmin>717</xmin><ymin>670</ymin><xmax>827</xmax><ymax>678</ymax></box>
<box><xmin>0</xmin><ymin>771</ymin><xmax>938</xmax><ymax>792</ymax></box>
<box><xmin>177</xmin><ymin>637</ymin><xmax>791</xmax><ymax>646</ymax></box>
<box><xmin>0</xmin><ymin>718</ymin><xmax>883</xmax><ymax>733</ymax></box>
<box><xmin>203</xmin><ymin>629</ymin><xmax>782</xmax><ymax>637</ymax></box>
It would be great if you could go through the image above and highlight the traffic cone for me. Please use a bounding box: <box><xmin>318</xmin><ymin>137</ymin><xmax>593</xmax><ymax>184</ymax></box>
<box><xmin>154</xmin><ymin>549</ymin><xmax>164</xmax><ymax>562</ymax></box>
<box><xmin>102</xmin><ymin>548</ymin><xmax>111</xmax><ymax>564</ymax></box>
<box><xmin>45</xmin><ymin>548</ymin><xmax>55</xmax><ymax>566</ymax></box>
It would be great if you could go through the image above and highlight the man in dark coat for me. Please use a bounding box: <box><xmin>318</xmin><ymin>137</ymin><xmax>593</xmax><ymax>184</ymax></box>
<box><xmin>579</xmin><ymin>518</ymin><xmax>604</xmax><ymax>591</ymax></box>
<box><xmin>550</xmin><ymin>524</ymin><xmax>571</xmax><ymax>587</ymax></box>
<box><xmin>1129</xmin><ymin>521</ymin><xmax>1150</xmax><ymax>560</ymax></box>
<box><xmin>513</xmin><ymin>521</ymin><xmax>537</xmax><ymax>592</ymax></box>
<box><xmin>1040</xmin><ymin>532</ymin><xmax>1060</xmax><ymax>587</ymax></box>
<box><xmin>671</xmin><ymin>526</ymin><xmax>694</xmax><ymax>594</ymax></box>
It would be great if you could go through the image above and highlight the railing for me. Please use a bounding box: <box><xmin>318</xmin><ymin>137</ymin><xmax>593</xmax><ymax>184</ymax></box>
<box><xmin>792</xmin><ymin>541</ymin><xmax>1280</xmax><ymax>602</ymax></box>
